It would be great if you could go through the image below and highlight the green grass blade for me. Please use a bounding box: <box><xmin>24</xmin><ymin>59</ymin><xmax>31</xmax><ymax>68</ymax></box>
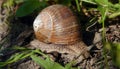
<box><xmin>31</xmin><ymin>54</ymin><xmax>65</xmax><ymax>69</ymax></box>
<box><xmin>82</xmin><ymin>0</ymin><xmax>96</xmax><ymax>4</ymax></box>
<box><xmin>75</xmin><ymin>0</ymin><xmax>80</xmax><ymax>12</ymax></box>
<box><xmin>0</xmin><ymin>50</ymin><xmax>33</xmax><ymax>67</ymax></box>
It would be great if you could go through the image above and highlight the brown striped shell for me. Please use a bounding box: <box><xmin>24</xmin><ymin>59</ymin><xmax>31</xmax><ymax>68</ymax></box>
<box><xmin>33</xmin><ymin>4</ymin><xmax>81</xmax><ymax>45</ymax></box>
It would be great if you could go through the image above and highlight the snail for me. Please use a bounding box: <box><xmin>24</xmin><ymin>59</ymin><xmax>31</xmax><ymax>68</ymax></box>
<box><xmin>30</xmin><ymin>4</ymin><xmax>91</xmax><ymax>61</ymax></box>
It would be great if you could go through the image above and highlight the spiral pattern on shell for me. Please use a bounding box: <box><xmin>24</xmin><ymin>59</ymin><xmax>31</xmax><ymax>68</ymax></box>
<box><xmin>33</xmin><ymin>4</ymin><xmax>81</xmax><ymax>45</ymax></box>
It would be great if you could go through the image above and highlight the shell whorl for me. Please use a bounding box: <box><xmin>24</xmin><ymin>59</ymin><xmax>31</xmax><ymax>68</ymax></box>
<box><xmin>33</xmin><ymin>4</ymin><xmax>81</xmax><ymax>45</ymax></box>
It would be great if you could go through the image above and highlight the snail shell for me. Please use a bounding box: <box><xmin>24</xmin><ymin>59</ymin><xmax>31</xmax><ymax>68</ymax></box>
<box><xmin>33</xmin><ymin>4</ymin><xmax>81</xmax><ymax>45</ymax></box>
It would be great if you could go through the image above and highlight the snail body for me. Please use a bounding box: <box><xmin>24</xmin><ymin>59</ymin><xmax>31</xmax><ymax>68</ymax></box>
<box><xmin>33</xmin><ymin>5</ymin><xmax>81</xmax><ymax>45</ymax></box>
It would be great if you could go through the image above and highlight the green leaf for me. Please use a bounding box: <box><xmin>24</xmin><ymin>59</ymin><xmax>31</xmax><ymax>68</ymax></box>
<box><xmin>109</xmin><ymin>11</ymin><xmax>120</xmax><ymax>18</ymax></box>
<box><xmin>11</xmin><ymin>46</ymin><xmax>29</xmax><ymax>50</ymax></box>
<box><xmin>97</xmin><ymin>5</ymin><xmax>107</xmax><ymax>23</ymax></box>
<box><xmin>3</xmin><ymin>0</ymin><xmax>14</xmax><ymax>8</ymax></box>
<box><xmin>75</xmin><ymin>0</ymin><xmax>80</xmax><ymax>12</ymax></box>
<box><xmin>16</xmin><ymin>0</ymin><xmax>41</xmax><ymax>17</ymax></box>
<box><xmin>57</xmin><ymin>0</ymin><xmax>72</xmax><ymax>6</ymax></box>
<box><xmin>34</xmin><ymin>49</ymin><xmax>48</xmax><ymax>58</ymax></box>
<box><xmin>65</xmin><ymin>61</ymin><xmax>74</xmax><ymax>69</ymax></box>
<box><xmin>82</xmin><ymin>0</ymin><xmax>96</xmax><ymax>4</ymax></box>
<box><xmin>95</xmin><ymin>0</ymin><xmax>108</xmax><ymax>6</ymax></box>
<box><xmin>15</xmin><ymin>0</ymin><xmax>28</xmax><ymax>4</ymax></box>
<box><xmin>15</xmin><ymin>0</ymin><xmax>25</xmax><ymax>3</ymax></box>
<box><xmin>0</xmin><ymin>51</ymin><xmax>33</xmax><ymax>67</ymax></box>
<box><xmin>0</xmin><ymin>53</ymin><xmax>21</xmax><ymax>67</ymax></box>
<box><xmin>110</xmin><ymin>43</ymin><xmax>120</xmax><ymax>67</ymax></box>
<box><xmin>114</xmin><ymin>4</ymin><xmax>120</xmax><ymax>9</ymax></box>
<box><xmin>31</xmin><ymin>54</ymin><xmax>65</xmax><ymax>69</ymax></box>
<box><xmin>31</xmin><ymin>54</ymin><xmax>52</xmax><ymax>69</ymax></box>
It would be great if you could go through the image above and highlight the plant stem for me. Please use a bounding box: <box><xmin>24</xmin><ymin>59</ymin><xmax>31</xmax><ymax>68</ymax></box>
<box><xmin>75</xmin><ymin>0</ymin><xmax>80</xmax><ymax>12</ymax></box>
<box><xmin>102</xmin><ymin>21</ymin><xmax>109</xmax><ymax>69</ymax></box>
<box><xmin>102</xmin><ymin>11</ymin><xmax>109</xmax><ymax>69</ymax></box>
